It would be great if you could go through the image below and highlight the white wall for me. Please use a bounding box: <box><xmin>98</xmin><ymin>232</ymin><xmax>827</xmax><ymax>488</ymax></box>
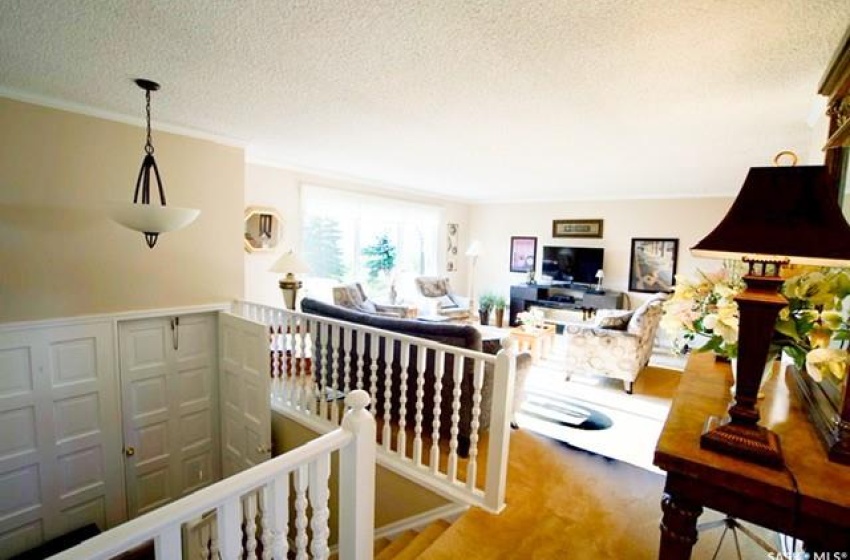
<box><xmin>469</xmin><ymin>197</ymin><xmax>736</xmax><ymax>309</ymax></box>
<box><xmin>244</xmin><ymin>163</ymin><xmax>472</xmax><ymax>307</ymax></box>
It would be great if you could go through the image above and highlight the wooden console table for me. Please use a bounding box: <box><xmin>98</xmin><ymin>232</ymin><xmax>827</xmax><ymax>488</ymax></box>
<box><xmin>653</xmin><ymin>353</ymin><xmax>850</xmax><ymax>558</ymax></box>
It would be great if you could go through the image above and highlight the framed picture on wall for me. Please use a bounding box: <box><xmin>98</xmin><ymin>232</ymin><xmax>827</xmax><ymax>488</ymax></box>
<box><xmin>509</xmin><ymin>236</ymin><xmax>537</xmax><ymax>273</ymax></box>
<box><xmin>628</xmin><ymin>238</ymin><xmax>679</xmax><ymax>293</ymax></box>
<box><xmin>552</xmin><ymin>219</ymin><xmax>603</xmax><ymax>238</ymax></box>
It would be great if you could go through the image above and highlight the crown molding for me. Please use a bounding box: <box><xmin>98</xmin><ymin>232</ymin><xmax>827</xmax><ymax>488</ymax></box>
<box><xmin>0</xmin><ymin>86</ymin><xmax>247</xmax><ymax>149</ymax></box>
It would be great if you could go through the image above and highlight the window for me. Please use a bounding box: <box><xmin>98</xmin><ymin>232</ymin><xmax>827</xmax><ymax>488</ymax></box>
<box><xmin>301</xmin><ymin>185</ymin><xmax>442</xmax><ymax>301</ymax></box>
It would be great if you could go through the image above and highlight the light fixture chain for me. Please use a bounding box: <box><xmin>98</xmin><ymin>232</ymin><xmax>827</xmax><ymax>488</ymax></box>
<box><xmin>144</xmin><ymin>89</ymin><xmax>154</xmax><ymax>155</ymax></box>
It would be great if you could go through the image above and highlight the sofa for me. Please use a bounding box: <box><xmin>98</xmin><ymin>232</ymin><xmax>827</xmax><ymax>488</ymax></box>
<box><xmin>562</xmin><ymin>292</ymin><xmax>668</xmax><ymax>393</ymax></box>
<box><xmin>300</xmin><ymin>297</ymin><xmax>531</xmax><ymax>456</ymax></box>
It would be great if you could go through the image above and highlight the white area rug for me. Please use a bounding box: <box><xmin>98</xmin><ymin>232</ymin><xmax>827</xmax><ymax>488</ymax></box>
<box><xmin>515</xmin><ymin>340</ymin><xmax>682</xmax><ymax>473</ymax></box>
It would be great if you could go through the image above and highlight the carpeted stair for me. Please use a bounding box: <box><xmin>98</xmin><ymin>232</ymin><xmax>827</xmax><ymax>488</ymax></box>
<box><xmin>330</xmin><ymin>519</ymin><xmax>452</xmax><ymax>560</ymax></box>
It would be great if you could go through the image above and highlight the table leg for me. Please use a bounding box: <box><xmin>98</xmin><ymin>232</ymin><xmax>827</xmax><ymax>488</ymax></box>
<box><xmin>659</xmin><ymin>492</ymin><xmax>702</xmax><ymax>560</ymax></box>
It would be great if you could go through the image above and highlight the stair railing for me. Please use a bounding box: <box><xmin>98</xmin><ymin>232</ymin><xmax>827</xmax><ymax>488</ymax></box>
<box><xmin>48</xmin><ymin>391</ymin><xmax>376</xmax><ymax>560</ymax></box>
<box><xmin>234</xmin><ymin>299</ymin><xmax>515</xmax><ymax>513</ymax></box>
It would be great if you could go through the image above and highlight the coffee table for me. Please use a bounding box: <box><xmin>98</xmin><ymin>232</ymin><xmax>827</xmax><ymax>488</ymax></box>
<box><xmin>509</xmin><ymin>325</ymin><xmax>556</xmax><ymax>362</ymax></box>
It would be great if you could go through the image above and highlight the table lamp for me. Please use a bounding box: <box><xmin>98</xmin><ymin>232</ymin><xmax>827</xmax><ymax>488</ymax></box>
<box><xmin>270</xmin><ymin>250</ymin><xmax>311</xmax><ymax>310</ymax></box>
<box><xmin>691</xmin><ymin>162</ymin><xmax>850</xmax><ymax>468</ymax></box>
<box><xmin>594</xmin><ymin>269</ymin><xmax>604</xmax><ymax>293</ymax></box>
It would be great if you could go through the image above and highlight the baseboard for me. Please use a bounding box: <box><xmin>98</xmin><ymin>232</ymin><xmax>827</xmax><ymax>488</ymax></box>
<box><xmin>374</xmin><ymin>502</ymin><xmax>469</xmax><ymax>541</ymax></box>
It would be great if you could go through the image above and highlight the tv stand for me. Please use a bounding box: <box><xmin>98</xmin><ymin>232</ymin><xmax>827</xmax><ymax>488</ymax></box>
<box><xmin>509</xmin><ymin>284</ymin><xmax>625</xmax><ymax>326</ymax></box>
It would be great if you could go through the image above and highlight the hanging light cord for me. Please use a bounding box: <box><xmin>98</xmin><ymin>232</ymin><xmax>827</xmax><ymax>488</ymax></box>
<box><xmin>132</xmin><ymin>82</ymin><xmax>166</xmax><ymax>208</ymax></box>
<box><xmin>144</xmin><ymin>88</ymin><xmax>154</xmax><ymax>156</ymax></box>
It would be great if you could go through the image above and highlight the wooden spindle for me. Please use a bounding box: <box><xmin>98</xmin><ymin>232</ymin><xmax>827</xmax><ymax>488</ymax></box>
<box><xmin>430</xmin><ymin>350</ymin><xmax>445</xmax><ymax>473</ymax></box>
<box><xmin>309</xmin><ymin>455</ymin><xmax>332</xmax><ymax>559</ymax></box>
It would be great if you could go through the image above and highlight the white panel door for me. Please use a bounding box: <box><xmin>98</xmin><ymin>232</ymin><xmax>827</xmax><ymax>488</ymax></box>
<box><xmin>219</xmin><ymin>312</ymin><xmax>271</xmax><ymax>478</ymax></box>
<box><xmin>0</xmin><ymin>322</ymin><xmax>124</xmax><ymax>560</ymax></box>
<box><xmin>120</xmin><ymin>314</ymin><xmax>218</xmax><ymax>519</ymax></box>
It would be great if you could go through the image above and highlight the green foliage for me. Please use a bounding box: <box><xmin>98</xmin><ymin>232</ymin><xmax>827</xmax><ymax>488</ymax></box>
<box><xmin>478</xmin><ymin>292</ymin><xmax>497</xmax><ymax>312</ymax></box>
<box><xmin>302</xmin><ymin>217</ymin><xmax>346</xmax><ymax>280</ymax></box>
<box><xmin>361</xmin><ymin>234</ymin><xmax>397</xmax><ymax>280</ymax></box>
<box><xmin>492</xmin><ymin>295</ymin><xmax>507</xmax><ymax>310</ymax></box>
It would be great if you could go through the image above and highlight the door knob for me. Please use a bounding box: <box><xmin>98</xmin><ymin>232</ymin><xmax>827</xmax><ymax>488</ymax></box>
<box><xmin>124</xmin><ymin>446</ymin><xmax>135</xmax><ymax>457</ymax></box>
<box><xmin>256</xmin><ymin>445</ymin><xmax>270</xmax><ymax>454</ymax></box>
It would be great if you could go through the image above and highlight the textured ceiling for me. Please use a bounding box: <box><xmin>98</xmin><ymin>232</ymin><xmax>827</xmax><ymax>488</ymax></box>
<box><xmin>1</xmin><ymin>1</ymin><xmax>848</xmax><ymax>202</ymax></box>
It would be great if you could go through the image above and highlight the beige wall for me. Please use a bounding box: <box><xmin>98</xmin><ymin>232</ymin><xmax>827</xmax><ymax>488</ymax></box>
<box><xmin>271</xmin><ymin>412</ymin><xmax>451</xmax><ymax>544</ymax></box>
<box><xmin>244</xmin><ymin>163</ymin><xmax>472</xmax><ymax>307</ymax></box>
<box><xmin>469</xmin><ymin>197</ymin><xmax>737</xmax><ymax>308</ymax></box>
<box><xmin>0</xmin><ymin>98</ymin><xmax>244</xmax><ymax>322</ymax></box>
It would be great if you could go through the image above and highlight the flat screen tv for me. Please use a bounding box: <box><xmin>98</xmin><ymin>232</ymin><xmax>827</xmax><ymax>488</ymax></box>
<box><xmin>541</xmin><ymin>246</ymin><xmax>604</xmax><ymax>285</ymax></box>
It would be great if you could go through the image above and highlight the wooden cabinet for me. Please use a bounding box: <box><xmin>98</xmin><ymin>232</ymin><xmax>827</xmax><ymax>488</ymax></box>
<box><xmin>819</xmin><ymin>28</ymin><xmax>850</xmax><ymax>193</ymax></box>
<box><xmin>508</xmin><ymin>284</ymin><xmax>625</xmax><ymax>326</ymax></box>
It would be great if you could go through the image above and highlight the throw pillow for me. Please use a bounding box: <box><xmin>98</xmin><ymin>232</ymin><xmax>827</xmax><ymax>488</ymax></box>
<box><xmin>595</xmin><ymin>312</ymin><xmax>633</xmax><ymax>331</ymax></box>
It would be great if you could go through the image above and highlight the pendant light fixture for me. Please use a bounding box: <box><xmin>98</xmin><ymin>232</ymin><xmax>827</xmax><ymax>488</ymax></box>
<box><xmin>110</xmin><ymin>79</ymin><xmax>200</xmax><ymax>248</ymax></box>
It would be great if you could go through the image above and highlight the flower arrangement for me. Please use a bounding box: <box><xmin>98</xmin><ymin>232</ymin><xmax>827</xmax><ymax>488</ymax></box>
<box><xmin>517</xmin><ymin>309</ymin><xmax>545</xmax><ymax>329</ymax></box>
<box><xmin>660</xmin><ymin>263</ymin><xmax>745</xmax><ymax>359</ymax></box>
<box><xmin>775</xmin><ymin>267</ymin><xmax>850</xmax><ymax>382</ymax></box>
<box><xmin>661</xmin><ymin>264</ymin><xmax>850</xmax><ymax>383</ymax></box>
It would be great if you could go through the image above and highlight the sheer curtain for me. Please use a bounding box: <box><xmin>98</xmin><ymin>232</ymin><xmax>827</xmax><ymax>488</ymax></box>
<box><xmin>300</xmin><ymin>185</ymin><xmax>442</xmax><ymax>302</ymax></box>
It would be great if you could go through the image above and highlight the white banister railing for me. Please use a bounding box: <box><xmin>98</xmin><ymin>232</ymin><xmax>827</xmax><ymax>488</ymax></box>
<box><xmin>234</xmin><ymin>299</ymin><xmax>515</xmax><ymax>513</ymax></box>
<box><xmin>49</xmin><ymin>391</ymin><xmax>376</xmax><ymax>560</ymax></box>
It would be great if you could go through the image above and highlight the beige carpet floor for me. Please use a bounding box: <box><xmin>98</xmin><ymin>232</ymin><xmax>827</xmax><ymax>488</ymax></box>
<box><xmin>418</xmin><ymin>346</ymin><xmax>780</xmax><ymax>559</ymax></box>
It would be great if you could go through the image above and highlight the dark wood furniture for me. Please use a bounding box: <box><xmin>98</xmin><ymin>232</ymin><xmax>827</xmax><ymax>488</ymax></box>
<box><xmin>653</xmin><ymin>353</ymin><xmax>850</xmax><ymax>558</ymax></box>
<box><xmin>508</xmin><ymin>284</ymin><xmax>625</xmax><ymax>326</ymax></box>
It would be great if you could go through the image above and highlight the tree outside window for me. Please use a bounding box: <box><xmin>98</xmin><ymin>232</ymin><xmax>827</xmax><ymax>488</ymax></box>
<box><xmin>361</xmin><ymin>234</ymin><xmax>398</xmax><ymax>301</ymax></box>
<box><xmin>301</xmin><ymin>185</ymin><xmax>441</xmax><ymax>302</ymax></box>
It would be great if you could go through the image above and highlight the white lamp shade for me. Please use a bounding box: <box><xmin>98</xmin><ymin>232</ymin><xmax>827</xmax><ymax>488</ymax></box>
<box><xmin>270</xmin><ymin>250</ymin><xmax>311</xmax><ymax>274</ymax></box>
<box><xmin>111</xmin><ymin>203</ymin><xmax>200</xmax><ymax>233</ymax></box>
<box><xmin>595</xmin><ymin>269</ymin><xmax>604</xmax><ymax>279</ymax></box>
<box><xmin>465</xmin><ymin>240</ymin><xmax>482</xmax><ymax>257</ymax></box>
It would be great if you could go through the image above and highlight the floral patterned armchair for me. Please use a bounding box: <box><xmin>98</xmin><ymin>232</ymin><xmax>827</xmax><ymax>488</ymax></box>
<box><xmin>414</xmin><ymin>276</ymin><xmax>471</xmax><ymax>318</ymax></box>
<box><xmin>332</xmin><ymin>283</ymin><xmax>413</xmax><ymax>318</ymax></box>
<box><xmin>562</xmin><ymin>293</ymin><xmax>668</xmax><ymax>393</ymax></box>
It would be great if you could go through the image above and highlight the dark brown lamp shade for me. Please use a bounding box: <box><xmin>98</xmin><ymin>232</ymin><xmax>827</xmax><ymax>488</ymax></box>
<box><xmin>692</xmin><ymin>166</ymin><xmax>850</xmax><ymax>266</ymax></box>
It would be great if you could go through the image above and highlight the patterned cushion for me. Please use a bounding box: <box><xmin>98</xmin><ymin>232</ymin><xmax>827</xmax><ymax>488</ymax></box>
<box><xmin>627</xmin><ymin>294</ymin><xmax>667</xmax><ymax>332</ymax></box>
<box><xmin>415</xmin><ymin>276</ymin><xmax>451</xmax><ymax>297</ymax></box>
<box><xmin>595</xmin><ymin>311</ymin><xmax>633</xmax><ymax>330</ymax></box>
<box><xmin>333</xmin><ymin>283</ymin><xmax>377</xmax><ymax>314</ymax></box>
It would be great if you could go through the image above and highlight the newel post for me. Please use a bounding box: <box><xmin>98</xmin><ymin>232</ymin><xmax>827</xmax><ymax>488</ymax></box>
<box><xmin>484</xmin><ymin>337</ymin><xmax>516</xmax><ymax>512</ymax></box>
<box><xmin>338</xmin><ymin>389</ymin><xmax>376</xmax><ymax>560</ymax></box>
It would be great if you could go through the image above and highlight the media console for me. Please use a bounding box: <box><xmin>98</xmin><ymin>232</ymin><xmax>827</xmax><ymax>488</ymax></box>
<box><xmin>508</xmin><ymin>283</ymin><xmax>626</xmax><ymax>326</ymax></box>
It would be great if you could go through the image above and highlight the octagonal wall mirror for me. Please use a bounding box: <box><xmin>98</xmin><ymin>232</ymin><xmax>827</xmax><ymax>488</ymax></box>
<box><xmin>244</xmin><ymin>207</ymin><xmax>282</xmax><ymax>253</ymax></box>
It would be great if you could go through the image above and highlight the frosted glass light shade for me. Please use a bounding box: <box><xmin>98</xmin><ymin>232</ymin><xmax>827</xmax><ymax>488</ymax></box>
<box><xmin>110</xmin><ymin>203</ymin><xmax>200</xmax><ymax>233</ymax></box>
<box><xmin>465</xmin><ymin>240</ymin><xmax>482</xmax><ymax>257</ymax></box>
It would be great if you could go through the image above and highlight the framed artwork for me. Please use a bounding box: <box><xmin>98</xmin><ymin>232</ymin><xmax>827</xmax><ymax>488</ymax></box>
<box><xmin>446</xmin><ymin>223</ymin><xmax>458</xmax><ymax>272</ymax></box>
<box><xmin>509</xmin><ymin>236</ymin><xmax>537</xmax><ymax>273</ymax></box>
<box><xmin>628</xmin><ymin>238</ymin><xmax>679</xmax><ymax>293</ymax></box>
<box><xmin>552</xmin><ymin>219</ymin><xmax>603</xmax><ymax>238</ymax></box>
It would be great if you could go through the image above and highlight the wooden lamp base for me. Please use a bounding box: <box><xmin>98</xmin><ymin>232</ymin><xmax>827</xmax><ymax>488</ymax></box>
<box><xmin>701</xmin><ymin>416</ymin><xmax>783</xmax><ymax>469</ymax></box>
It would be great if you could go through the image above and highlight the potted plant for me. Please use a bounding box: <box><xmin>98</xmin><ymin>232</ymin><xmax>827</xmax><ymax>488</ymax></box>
<box><xmin>478</xmin><ymin>293</ymin><xmax>496</xmax><ymax>325</ymax></box>
<box><xmin>493</xmin><ymin>295</ymin><xmax>507</xmax><ymax>327</ymax></box>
